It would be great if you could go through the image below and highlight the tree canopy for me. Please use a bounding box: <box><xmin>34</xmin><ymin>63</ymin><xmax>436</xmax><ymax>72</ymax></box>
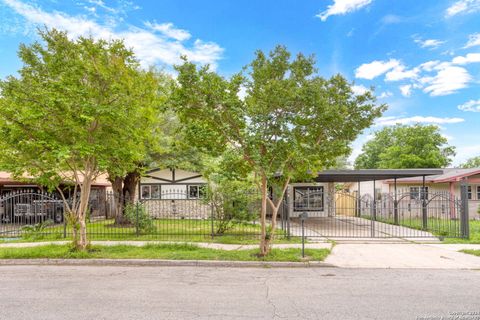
<box><xmin>461</xmin><ymin>156</ymin><xmax>480</xmax><ymax>168</ymax></box>
<box><xmin>354</xmin><ymin>124</ymin><xmax>456</xmax><ymax>169</ymax></box>
<box><xmin>172</xmin><ymin>45</ymin><xmax>384</xmax><ymax>255</ymax></box>
<box><xmin>0</xmin><ymin>28</ymin><xmax>163</xmax><ymax>249</ymax></box>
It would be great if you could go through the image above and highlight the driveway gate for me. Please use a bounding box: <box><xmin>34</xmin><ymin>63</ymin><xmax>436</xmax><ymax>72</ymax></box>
<box><xmin>283</xmin><ymin>188</ymin><xmax>469</xmax><ymax>239</ymax></box>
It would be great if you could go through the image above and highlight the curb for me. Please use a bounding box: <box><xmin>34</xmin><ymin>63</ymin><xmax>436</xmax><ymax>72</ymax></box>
<box><xmin>0</xmin><ymin>258</ymin><xmax>336</xmax><ymax>268</ymax></box>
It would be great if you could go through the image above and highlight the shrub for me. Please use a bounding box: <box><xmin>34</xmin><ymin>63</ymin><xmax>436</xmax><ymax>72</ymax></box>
<box><xmin>124</xmin><ymin>203</ymin><xmax>154</xmax><ymax>233</ymax></box>
<box><xmin>21</xmin><ymin>220</ymin><xmax>53</xmax><ymax>240</ymax></box>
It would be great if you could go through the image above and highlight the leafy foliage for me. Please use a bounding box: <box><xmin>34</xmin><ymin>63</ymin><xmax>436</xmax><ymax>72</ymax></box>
<box><xmin>124</xmin><ymin>203</ymin><xmax>155</xmax><ymax>233</ymax></box>
<box><xmin>355</xmin><ymin>124</ymin><xmax>456</xmax><ymax>169</ymax></box>
<box><xmin>204</xmin><ymin>156</ymin><xmax>260</xmax><ymax>234</ymax></box>
<box><xmin>172</xmin><ymin>45</ymin><xmax>384</xmax><ymax>255</ymax></box>
<box><xmin>461</xmin><ymin>156</ymin><xmax>480</xmax><ymax>169</ymax></box>
<box><xmin>0</xmin><ymin>28</ymin><xmax>162</xmax><ymax>249</ymax></box>
<box><xmin>21</xmin><ymin>220</ymin><xmax>53</xmax><ymax>240</ymax></box>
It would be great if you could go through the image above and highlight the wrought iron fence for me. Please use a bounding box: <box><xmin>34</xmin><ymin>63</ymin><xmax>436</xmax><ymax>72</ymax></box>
<box><xmin>284</xmin><ymin>190</ymin><xmax>467</xmax><ymax>239</ymax></box>
<box><xmin>0</xmin><ymin>188</ymin><xmax>470</xmax><ymax>241</ymax></box>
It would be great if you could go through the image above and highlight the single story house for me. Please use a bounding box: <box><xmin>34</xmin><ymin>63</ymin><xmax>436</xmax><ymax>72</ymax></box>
<box><xmin>346</xmin><ymin>168</ymin><xmax>480</xmax><ymax>219</ymax></box>
<box><xmin>0</xmin><ymin>171</ymin><xmax>112</xmax><ymax>218</ymax></box>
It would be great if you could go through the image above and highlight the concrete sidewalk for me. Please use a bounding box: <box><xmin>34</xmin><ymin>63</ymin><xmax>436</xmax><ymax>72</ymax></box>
<box><xmin>325</xmin><ymin>243</ymin><xmax>480</xmax><ymax>269</ymax></box>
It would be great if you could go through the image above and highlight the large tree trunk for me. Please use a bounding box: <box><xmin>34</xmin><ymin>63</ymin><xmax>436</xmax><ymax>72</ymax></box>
<box><xmin>259</xmin><ymin>176</ymin><xmax>290</xmax><ymax>257</ymax></box>
<box><xmin>123</xmin><ymin>171</ymin><xmax>140</xmax><ymax>205</ymax></box>
<box><xmin>109</xmin><ymin>176</ymin><xmax>127</xmax><ymax>225</ymax></box>
<box><xmin>75</xmin><ymin>175</ymin><xmax>93</xmax><ymax>250</ymax></box>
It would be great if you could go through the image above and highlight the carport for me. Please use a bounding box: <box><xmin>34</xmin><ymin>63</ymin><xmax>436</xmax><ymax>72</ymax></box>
<box><xmin>283</xmin><ymin>169</ymin><xmax>469</xmax><ymax>240</ymax></box>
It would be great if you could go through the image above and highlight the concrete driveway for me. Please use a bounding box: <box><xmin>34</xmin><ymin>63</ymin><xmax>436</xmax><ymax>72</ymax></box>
<box><xmin>325</xmin><ymin>243</ymin><xmax>480</xmax><ymax>269</ymax></box>
<box><xmin>289</xmin><ymin>216</ymin><xmax>436</xmax><ymax>239</ymax></box>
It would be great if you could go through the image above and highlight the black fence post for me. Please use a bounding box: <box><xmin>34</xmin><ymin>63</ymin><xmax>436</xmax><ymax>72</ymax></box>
<box><xmin>135</xmin><ymin>201</ymin><xmax>139</xmax><ymax>237</ymax></box>
<box><xmin>210</xmin><ymin>201</ymin><xmax>215</xmax><ymax>239</ymax></box>
<box><xmin>422</xmin><ymin>176</ymin><xmax>428</xmax><ymax>230</ymax></box>
<box><xmin>394</xmin><ymin>178</ymin><xmax>399</xmax><ymax>225</ymax></box>
<box><xmin>460</xmin><ymin>179</ymin><xmax>470</xmax><ymax>239</ymax></box>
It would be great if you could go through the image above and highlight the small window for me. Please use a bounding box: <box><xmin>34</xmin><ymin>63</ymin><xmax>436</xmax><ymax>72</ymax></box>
<box><xmin>141</xmin><ymin>185</ymin><xmax>151</xmax><ymax>199</ymax></box>
<box><xmin>477</xmin><ymin>186</ymin><xmax>480</xmax><ymax>200</ymax></box>
<box><xmin>410</xmin><ymin>187</ymin><xmax>428</xmax><ymax>200</ymax></box>
<box><xmin>293</xmin><ymin>186</ymin><xmax>324</xmax><ymax>212</ymax></box>
<box><xmin>188</xmin><ymin>185</ymin><xmax>206</xmax><ymax>199</ymax></box>
<box><xmin>467</xmin><ymin>186</ymin><xmax>472</xmax><ymax>200</ymax></box>
<box><xmin>151</xmin><ymin>185</ymin><xmax>160</xmax><ymax>199</ymax></box>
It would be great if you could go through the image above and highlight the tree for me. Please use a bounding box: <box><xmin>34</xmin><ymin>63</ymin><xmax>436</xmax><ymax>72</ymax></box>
<box><xmin>0</xmin><ymin>29</ymin><xmax>161</xmax><ymax>249</ymax></box>
<box><xmin>354</xmin><ymin>124</ymin><xmax>456</xmax><ymax>169</ymax></box>
<box><xmin>106</xmin><ymin>75</ymin><xmax>171</xmax><ymax>225</ymax></box>
<box><xmin>172</xmin><ymin>46</ymin><xmax>384</xmax><ymax>255</ymax></box>
<box><xmin>461</xmin><ymin>156</ymin><xmax>480</xmax><ymax>168</ymax></box>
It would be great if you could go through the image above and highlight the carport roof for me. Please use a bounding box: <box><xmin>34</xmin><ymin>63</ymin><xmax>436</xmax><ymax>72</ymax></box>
<box><xmin>314</xmin><ymin>169</ymin><xmax>444</xmax><ymax>182</ymax></box>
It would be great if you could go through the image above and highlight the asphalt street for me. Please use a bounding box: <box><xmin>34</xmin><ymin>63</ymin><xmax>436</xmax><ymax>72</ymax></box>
<box><xmin>0</xmin><ymin>265</ymin><xmax>479</xmax><ymax>319</ymax></box>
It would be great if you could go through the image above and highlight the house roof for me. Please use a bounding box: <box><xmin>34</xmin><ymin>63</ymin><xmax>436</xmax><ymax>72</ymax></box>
<box><xmin>314</xmin><ymin>169</ymin><xmax>443</xmax><ymax>183</ymax></box>
<box><xmin>384</xmin><ymin>168</ymin><xmax>480</xmax><ymax>184</ymax></box>
<box><xmin>0</xmin><ymin>171</ymin><xmax>111</xmax><ymax>187</ymax></box>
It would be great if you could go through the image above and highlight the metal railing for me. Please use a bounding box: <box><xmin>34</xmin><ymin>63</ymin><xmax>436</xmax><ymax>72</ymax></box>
<box><xmin>0</xmin><ymin>188</ymin><xmax>470</xmax><ymax>241</ymax></box>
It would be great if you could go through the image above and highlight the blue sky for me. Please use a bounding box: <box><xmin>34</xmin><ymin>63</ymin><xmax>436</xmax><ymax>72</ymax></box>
<box><xmin>0</xmin><ymin>0</ymin><xmax>479</xmax><ymax>166</ymax></box>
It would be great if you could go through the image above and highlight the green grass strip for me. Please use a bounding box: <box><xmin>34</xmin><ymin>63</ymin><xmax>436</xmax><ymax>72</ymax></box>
<box><xmin>0</xmin><ymin>243</ymin><xmax>329</xmax><ymax>262</ymax></box>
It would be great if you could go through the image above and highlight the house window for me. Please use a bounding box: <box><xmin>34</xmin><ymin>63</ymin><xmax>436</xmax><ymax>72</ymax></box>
<box><xmin>410</xmin><ymin>187</ymin><xmax>428</xmax><ymax>200</ymax></box>
<box><xmin>293</xmin><ymin>186</ymin><xmax>324</xmax><ymax>212</ymax></box>
<box><xmin>188</xmin><ymin>185</ymin><xmax>206</xmax><ymax>199</ymax></box>
<box><xmin>151</xmin><ymin>185</ymin><xmax>160</xmax><ymax>199</ymax></box>
<box><xmin>477</xmin><ymin>186</ymin><xmax>480</xmax><ymax>200</ymax></box>
<box><xmin>141</xmin><ymin>185</ymin><xmax>151</xmax><ymax>199</ymax></box>
<box><xmin>467</xmin><ymin>186</ymin><xmax>472</xmax><ymax>200</ymax></box>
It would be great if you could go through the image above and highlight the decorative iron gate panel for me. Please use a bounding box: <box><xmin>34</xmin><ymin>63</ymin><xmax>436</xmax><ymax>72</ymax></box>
<box><xmin>283</xmin><ymin>190</ymin><xmax>467</xmax><ymax>239</ymax></box>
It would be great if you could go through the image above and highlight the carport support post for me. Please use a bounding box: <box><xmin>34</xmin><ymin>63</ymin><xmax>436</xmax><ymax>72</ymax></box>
<box><xmin>356</xmin><ymin>181</ymin><xmax>361</xmax><ymax>217</ymax></box>
<box><xmin>422</xmin><ymin>175</ymin><xmax>427</xmax><ymax>231</ymax></box>
<box><xmin>394</xmin><ymin>178</ymin><xmax>399</xmax><ymax>225</ymax></box>
<box><xmin>460</xmin><ymin>179</ymin><xmax>470</xmax><ymax>239</ymax></box>
<box><xmin>371</xmin><ymin>180</ymin><xmax>376</xmax><ymax>238</ymax></box>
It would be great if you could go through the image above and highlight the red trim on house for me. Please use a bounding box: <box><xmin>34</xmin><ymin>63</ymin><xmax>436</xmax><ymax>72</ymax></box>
<box><xmin>385</xmin><ymin>169</ymin><xmax>480</xmax><ymax>184</ymax></box>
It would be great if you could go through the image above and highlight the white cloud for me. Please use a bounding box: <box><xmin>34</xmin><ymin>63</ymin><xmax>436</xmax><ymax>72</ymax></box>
<box><xmin>458</xmin><ymin>99</ymin><xmax>480</xmax><ymax>112</ymax></box>
<box><xmin>385</xmin><ymin>65</ymin><xmax>419</xmax><ymax>81</ymax></box>
<box><xmin>378</xmin><ymin>91</ymin><xmax>393</xmax><ymax>99</ymax></box>
<box><xmin>3</xmin><ymin>0</ymin><xmax>223</xmax><ymax>69</ymax></box>
<box><xmin>452</xmin><ymin>144</ymin><xmax>480</xmax><ymax>166</ymax></box>
<box><xmin>414</xmin><ymin>38</ymin><xmax>445</xmax><ymax>49</ymax></box>
<box><xmin>144</xmin><ymin>22</ymin><xmax>191</xmax><ymax>41</ymax></box>
<box><xmin>422</xmin><ymin>65</ymin><xmax>471</xmax><ymax>96</ymax></box>
<box><xmin>451</xmin><ymin>53</ymin><xmax>480</xmax><ymax>65</ymax></box>
<box><xmin>419</xmin><ymin>60</ymin><xmax>440</xmax><ymax>72</ymax></box>
<box><xmin>375</xmin><ymin>116</ymin><xmax>465</xmax><ymax>127</ymax></box>
<box><xmin>317</xmin><ymin>0</ymin><xmax>372</xmax><ymax>21</ymax></box>
<box><xmin>464</xmin><ymin>32</ymin><xmax>480</xmax><ymax>48</ymax></box>
<box><xmin>399</xmin><ymin>84</ymin><xmax>412</xmax><ymax>97</ymax></box>
<box><xmin>446</xmin><ymin>0</ymin><xmax>480</xmax><ymax>17</ymax></box>
<box><xmin>351</xmin><ymin>84</ymin><xmax>371</xmax><ymax>95</ymax></box>
<box><xmin>355</xmin><ymin>59</ymin><xmax>400</xmax><ymax>80</ymax></box>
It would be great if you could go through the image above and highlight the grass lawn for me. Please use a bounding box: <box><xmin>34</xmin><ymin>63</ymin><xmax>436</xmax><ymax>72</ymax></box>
<box><xmin>443</xmin><ymin>220</ymin><xmax>480</xmax><ymax>244</ymax></box>
<box><xmin>361</xmin><ymin>214</ymin><xmax>462</xmax><ymax>237</ymax></box>
<box><xmin>0</xmin><ymin>243</ymin><xmax>330</xmax><ymax>262</ymax></box>
<box><xmin>460</xmin><ymin>249</ymin><xmax>480</xmax><ymax>257</ymax></box>
<box><xmin>0</xmin><ymin>218</ymin><xmax>301</xmax><ymax>245</ymax></box>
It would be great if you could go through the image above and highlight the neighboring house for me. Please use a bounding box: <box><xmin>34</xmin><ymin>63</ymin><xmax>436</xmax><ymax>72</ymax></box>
<box><xmin>0</xmin><ymin>171</ymin><xmax>112</xmax><ymax>218</ymax></box>
<box><xmin>348</xmin><ymin>168</ymin><xmax>480</xmax><ymax>220</ymax></box>
<box><xmin>139</xmin><ymin>168</ymin><xmax>207</xmax><ymax>200</ymax></box>
<box><xmin>138</xmin><ymin>168</ymin><xmax>208</xmax><ymax>219</ymax></box>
